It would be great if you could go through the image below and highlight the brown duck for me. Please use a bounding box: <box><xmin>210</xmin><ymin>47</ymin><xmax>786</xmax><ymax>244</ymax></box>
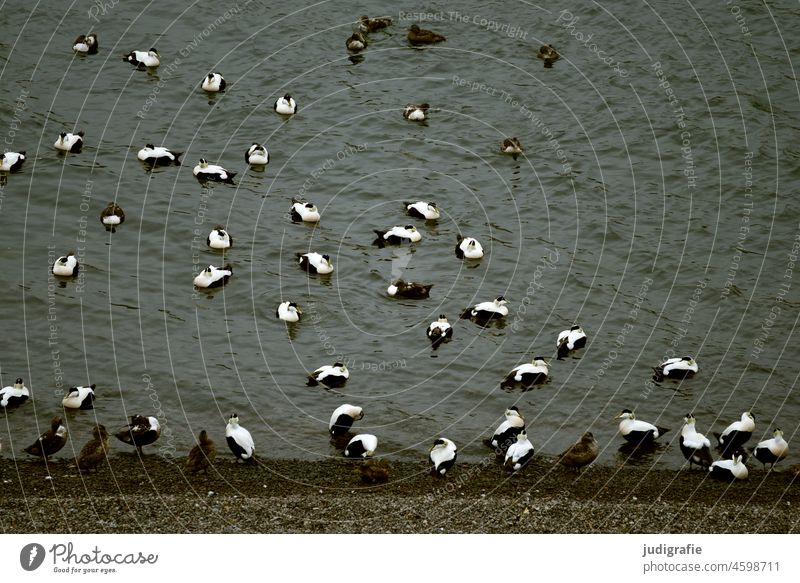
<box><xmin>408</xmin><ymin>24</ymin><xmax>446</xmax><ymax>45</ymax></box>
<box><xmin>77</xmin><ymin>425</ymin><xmax>110</xmax><ymax>472</ymax></box>
<box><xmin>558</xmin><ymin>431</ymin><xmax>599</xmax><ymax>472</ymax></box>
<box><xmin>360</xmin><ymin>15</ymin><xmax>392</xmax><ymax>33</ymax></box>
<box><xmin>537</xmin><ymin>44</ymin><xmax>560</xmax><ymax>67</ymax></box>
<box><xmin>24</xmin><ymin>416</ymin><xmax>68</xmax><ymax>460</ymax></box>
<box><xmin>186</xmin><ymin>429</ymin><xmax>217</xmax><ymax>474</ymax></box>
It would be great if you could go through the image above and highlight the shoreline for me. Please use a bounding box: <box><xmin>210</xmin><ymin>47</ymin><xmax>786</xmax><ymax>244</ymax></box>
<box><xmin>1</xmin><ymin>455</ymin><xmax>798</xmax><ymax>533</ymax></box>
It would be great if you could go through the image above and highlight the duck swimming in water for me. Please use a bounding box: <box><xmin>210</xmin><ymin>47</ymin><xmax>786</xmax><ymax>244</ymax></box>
<box><xmin>408</xmin><ymin>24</ymin><xmax>446</xmax><ymax>45</ymax></box>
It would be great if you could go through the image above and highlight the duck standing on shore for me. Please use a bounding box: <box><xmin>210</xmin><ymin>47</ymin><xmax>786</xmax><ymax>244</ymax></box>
<box><xmin>186</xmin><ymin>430</ymin><xmax>217</xmax><ymax>474</ymax></box>
<box><xmin>558</xmin><ymin>432</ymin><xmax>598</xmax><ymax>472</ymax></box>
<box><xmin>429</xmin><ymin>438</ymin><xmax>457</xmax><ymax>476</ymax></box>
<box><xmin>505</xmin><ymin>432</ymin><xmax>535</xmax><ymax>472</ymax></box>
<box><xmin>710</xmin><ymin>455</ymin><xmax>749</xmax><ymax>481</ymax></box>
<box><xmin>226</xmin><ymin>414</ymin><xmax>255</xmax><ymax>463</ymax></box>
<box><xmin>752</xmin><ymin>428</ymin><xmax>789</xmax><ymax>469</ymax></box>
<box><xmin>115</xmin><ymin>415</ymin><xmax>161</xmax><ymax>454</ymax></box>
<box><xmin>488</xmin><ymin>406</ymin><xmax>525</xmax><ymax>452</ymax></box>
<box><xmin>24</xmin><ymin>416</ymin><xmax>68</xmax><ymax>460</ymax></box>
<box><xmin>679</xmin><ymin>414</ymin><xmax>713</xmax><ymax>469</ymax></box>
<box><xmin>77</xmin><ymin>425</ymin><xmax>110</xmax><ymax>472</ymax></box>
<box><xmin>344</xmin><ymin>434</ymin><xmax>378</xmax><ymax>458</ymax></box>
<box><xmin>714</xmin><ymin>411</ymin><xmax>756</xmax><ymax>458</ymax></box>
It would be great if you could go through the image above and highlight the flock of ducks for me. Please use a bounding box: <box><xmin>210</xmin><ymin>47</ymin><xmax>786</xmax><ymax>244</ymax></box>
<box><xmin>0</xmin><ymin>16</ymin><xmax>791</xmax><ymax>486</ymax></box>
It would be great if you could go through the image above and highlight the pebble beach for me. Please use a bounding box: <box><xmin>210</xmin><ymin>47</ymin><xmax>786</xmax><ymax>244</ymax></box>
<box><xmin>2</xmin><ymin>456</ymin><xmax>798</xmax><ymax>534</ymax></box>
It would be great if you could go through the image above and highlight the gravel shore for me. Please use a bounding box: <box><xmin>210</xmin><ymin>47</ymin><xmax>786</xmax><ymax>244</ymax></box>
<box><xmin>1</xmin><ymin>455</ymin><xmax>798</xmax><ymax>533</ymax></box>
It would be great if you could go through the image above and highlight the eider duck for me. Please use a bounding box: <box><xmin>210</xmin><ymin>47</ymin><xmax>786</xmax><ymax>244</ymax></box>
<box><xmin>297</xmin><ymin>252</ymin><xmax>333</xmax><ymax>274</ymax></box>
<box><xmin>360</xmin><ymin>459</ymin><xmax>390</xmax><ymax>483</ymax></box>
<box><xmin>52</xmin><ymin>252</ymin><xmax>79</xmax><ymax>277</ymax></box>
<box><xmin>537</xmin><ymin>44</ymin><xmax>560</xmax><ymax>67</ymax></box>
<box><xmin>489</xmin><ymin>406</ymin><xmax>525</xmax><ymax>452</ymax></box>
<box><xmin>404</xmin><ymin>200</ymin><xmax>440</xmax><ymax>220</ymax></box>
<box><xmin>752</xmin><ymin>428</ymin><xmax>789</xmax><ymax>469</ymax></box>
<box><xmin>0</xmin><ymin>151</ymin><xmax>26</xmax><ymax>171</ymax></box>
<box><xmin>344</xmin><ymin>434</ymin><xmax>377</xmax><ymax>458</ymax></box>
<box><xmin>461</xmin><ymin>296</ymin><xmax>508</xmax><ymax>320</ymax></box>
<box><xmin>73</xmin><ymin>33</ymin><xmax>98</xmax><ymax>54</ymax></box>
<box><xmin>24</xmin><ymin>416</ymin><xmax>68</xmax><ymax>460</ymax></box>
<box><xmin>193</xmin><ymin>158</ymin><xmax>236</xmax><ymax>183</ymax></box>
<box><xmin>274</xmin><ymin>93</ymin><xmax>297</xmax><ymax>115</ymax></box>
<box><xmin>201</xmin><ymin>72</ymin><xmax>226</xmax><ymax>92</ymax></box>
<box><xmin>359</xmin><ymin>15</ymin><xmax>392</xmax><ymax>33</ymax></box>
<box><xmin>652</xmin><ymin>356</ymin><xmax>698</xmax><ymax>382</ymax></box>
<box><xmin>206</xmin><ymin>225</ymin><xmax>232</xmax><ymax>250</ymax></box>
<box><xmin>329</xmin><ymin>404</ymin><xmax>364</xmax><ymax>436</ymax></box>
<box><xmin>558</xmin><ymin>431</ymin><xmax>599</xmax><ymax>472</ymax></box>
<box><xmin>455</xmin><ymin>236</ymin><xmax>484</xmax><ymax>259</ymax></box>
<box><xmin>615</xmin><ymin>409</ymin><xmax>668</xmax><ymax>445</ymax></box>
<box><xmin>408</xmin><ymin>24</ymin><xmax>446</xmax><ymax>45</ymax></box>
<box><xmin>193</xmin><ymin>264</ymin><xmax>232</xmax><ymax>289</ymax></box>
<box><xmin>710</xmin><ymin>455</ymin><xmax>749</xmax><ymax>481</ymax></box>
<box><xmin>679</xmin><ymin>414</ymin><xmax>714</xmax><ymax>469</ymax></box>
<box><xmin>346</xmin><ymin>32</ymin><xmax>367</xmax><ymax>52</ymax></box>
<box><xmin>1</xmin><ymin>378</ymin><xmax>30</xmax><ymax>408</ymax></box>
<box><xmin>387</xmin><ymin>280</ymin><xmax>432</xmax><ymax>299</ymax></box>
<box><xmin>429</xmin><ymin>437</ymin><xmax>457</xmax><ymax>476</ymax></box>
<box><xmin>276</xmin><ymin>301</ymin><xmax>302</xmax><ymax>322</ymax></box>
<box><xmin>373</xmin><ymin>225</ymin><xmax>422</xmax><ymax>246</ymax></box>
<box><xmin>115</xmin><ymin>415</ymin><xmax>160</xmax><ymax>453</ymax></box>
<box><xmin>245</xmin><ymin>143</ymin><xmax>269</xmax><ymax>165</ymax></box>
<box><xmin>557</xmin><ymin>325</ymin><xmax>587</xmax><ymax>359</ymax></box>
<box><xmin>713</xmin><ymin>411</ymin><xmax>755</xmax><ymax>457</ymax></box>
<box><xmin>186</xmin><ymin>429</ymin><xmax>217</xmax><ymax>474</ymax></box>
<box><xmin>76</xmin><ymin>424</ymin><xmax>109</xmax><ymax>472</ymax></box>
<box><xmin>226</xmin><ymin>414</ymin><xmax>255</xmax><ymax>462</ymax></box>
<box><xmin>501</xmin><ymin>137</ymin><xmax>523</xmax><ymax>159</ymax></box>
<box><xmin>505</xmin><ymin>432</ymin><xmax>535</xmax><ymax>472</ymax></box>
<box><xmin>402</xmin><ymin>103</ymin><xmax>430</xmax><ymax>121</ymax></box>
<box><xmin>307</xmin><ymin>362</ymin><xmax>349</xmax><ymax>388</ymax></box>
<box><xmin>62</xmin><ymin>384</ymin><xmax>95</xmax><ymax>409</ymax></box>
<box><xmin>123</xmin><ymin>48</ymin><xmax>160</xmax><ymax>68</ymax></box>
<box><xmin>501</xmin><ymin>356</ymin><xmax>549</xmax><ymax>389</ymax></box>
<box><xmin>427</xmin><ymin>315</ymin><xmax>453</xmax><ymax>343</ymax></box>
<box><xmin>137</xmin><ymin>144</ymin><xmax>182</xmax><ymax>165</ymax></box>
<box><xmin>54</xmin><ymin>131</ymin><xmax>84</xmax><ymax>152</ymax></box>
<box><xmin>100</xmin><ymin>202</ymin><xmax>125</xmax><ymax>232</ymax></box>
<box><xmin>291</xmin><ymin>199</ymin><xmax>321</xmax><ymax>222</ymax></box>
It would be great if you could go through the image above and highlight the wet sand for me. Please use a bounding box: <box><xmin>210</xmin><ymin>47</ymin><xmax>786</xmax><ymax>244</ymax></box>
<box><xmin>2</xmin><ymin>453</ymin><xmax>798</xmax><ymax>534</ymax></box>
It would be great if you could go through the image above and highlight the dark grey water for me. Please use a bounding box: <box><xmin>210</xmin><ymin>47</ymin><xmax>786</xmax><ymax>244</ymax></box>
<box><xmin>1</xmin><ymin>0</ymin><xmax>798</xmax><ymax>469</ymax></box>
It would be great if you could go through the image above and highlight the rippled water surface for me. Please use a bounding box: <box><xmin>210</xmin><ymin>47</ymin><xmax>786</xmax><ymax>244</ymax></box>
<box><xmin>1</xmin><ymin>0</ymin><xmax>798</xmax><ymax>469</ymax></box>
